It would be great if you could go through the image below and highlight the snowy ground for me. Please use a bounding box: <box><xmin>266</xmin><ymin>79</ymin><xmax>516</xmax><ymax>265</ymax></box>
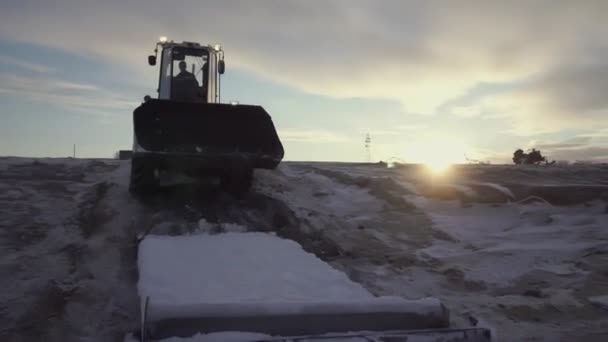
<box><xmin>256</xmin><ymin>163</ymin><xmax>608</xmax><ymax>341</ymax></box>
<box><xmin>1</xmin><ymin>157</ymin><xmax>608</xmax><ymax>341</ymax></box>
<box><xmin>0</xmin><ymin>158</ymin><xmax>141</xmax><ymax>341</ymax></box>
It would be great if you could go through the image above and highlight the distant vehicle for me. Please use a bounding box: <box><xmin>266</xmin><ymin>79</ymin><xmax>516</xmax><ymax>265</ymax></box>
<box><xmin>130</xmin><ymin>38</ymin><xmax>284</xmax><ymax>194</ymax></box>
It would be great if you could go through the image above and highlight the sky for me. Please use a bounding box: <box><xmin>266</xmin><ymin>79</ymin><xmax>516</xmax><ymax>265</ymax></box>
<box><xmin>0</xmin><ymin>0</ymin><xmax>607</xmax><ymax>163</ymax></box>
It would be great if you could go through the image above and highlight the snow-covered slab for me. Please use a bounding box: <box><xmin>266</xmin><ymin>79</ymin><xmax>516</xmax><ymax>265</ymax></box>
<box><xmin>138</xmin><ymin>233</ymin><xmax>450</xmax><ymax>339</ymax></box>
<box><xmin>138</xmin><ymin>233</ymin><xmax>373</xmax><ymax>305</ymax></box>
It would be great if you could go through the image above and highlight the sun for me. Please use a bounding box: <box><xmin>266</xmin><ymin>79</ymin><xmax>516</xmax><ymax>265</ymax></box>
<box><xmin>424</xmin><ymin>158</ymin><xmax>453</xmax><ymax>174</ymax></box>
<box><xmin>401</xmin><ymin>137</ymin><xmax>468</xmax><ymax>174</ymax></box>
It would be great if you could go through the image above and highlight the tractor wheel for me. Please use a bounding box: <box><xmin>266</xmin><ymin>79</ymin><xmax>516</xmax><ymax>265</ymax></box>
<box><xmin>129</xmin><ymin>159</ymin><xmax>159</xmax><ymax>195</ymax></box>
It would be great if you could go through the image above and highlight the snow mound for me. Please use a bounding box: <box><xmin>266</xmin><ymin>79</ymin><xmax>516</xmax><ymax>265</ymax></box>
<box><xmin>588</xmin><ymin>295</ymin><xmax>608</xmax><ymax>310</ymax></box>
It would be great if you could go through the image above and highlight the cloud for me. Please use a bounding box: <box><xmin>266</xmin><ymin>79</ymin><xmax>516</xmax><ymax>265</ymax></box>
<box><xmin>1</xmin><ymin>0</ymin><xmax>608</xmax><ymax>156</ymax></box>
<box><xmin>361</xmin><ymin>124</ymin><xmax>429</xmax><ymax>136</ymax></box>
<box><xmin>523</xmin><ymin>136</ymin><xmax>608</xmax><ymax>162</ymax></box>
<box><xmin>443</xmin><ymin>59</ymin><xmax>608</xmax><ymax>135</ymax></box>
<box><xmin>0</xmin><ymin>54</ymin><xmax>56</xmax><ymax>73</ymax></box>
<box><xmin>505</xmin><ymin>62</ymin><xmax>608</xmax><ymax>132</ymax></box>
<box><xmin>395</xmin><ymin>124</ymin><xmax>428</xmax><ymax>131</ymax></box>
<box><xmin>533</xmin><ymin>136</ymin><xmax>592</xmax><ymax>150</ymax></box>
<box><xmin>0</xmin><ymin>73</ymin><xmax>135</xmax><ymax>115</ymax></box>
<box><xmin>279</xmin><ymin>129</ymin><xmax>350</xmax><ymax>143</ymax></box>
<box><xmin>366</xmin><ymin>130</ymin><xmax>401</xmax><ymax>136</ymax></box>
<box><xmin>1</xmin><ymin>1</ymin><xmax>606</xmax><ymax>114</ymax></box>
<box><xmin>53</xmin><ymin>81</ymin><xmax>99</xmax><ymax>91</ymax></box>
<box><xmin>549</xmin><ymin>146</ymin><xmax>608</xmax><ymax>162</ymax></box>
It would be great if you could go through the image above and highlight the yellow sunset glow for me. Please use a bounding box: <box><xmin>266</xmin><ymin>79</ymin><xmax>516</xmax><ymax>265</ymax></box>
<box><xmin>401</xmin><ymin>138</ymin><xmax>468</xmax><ymax>174</ymax></box>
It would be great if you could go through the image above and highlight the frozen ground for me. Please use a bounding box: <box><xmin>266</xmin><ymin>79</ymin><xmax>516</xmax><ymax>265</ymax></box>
<box><xmin>256</xmin><ymin>163</ymin><xmax>608</xmax><ymax>341</ymax></box>
<box><xmin>1</xmin><ymin>157</ymin><xmax>608</xmax><ymax>341</ymax></box>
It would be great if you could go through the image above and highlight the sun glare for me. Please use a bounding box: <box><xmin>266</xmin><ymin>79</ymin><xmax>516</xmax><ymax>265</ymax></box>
<box><xmin>424</xmin><ymin>159</ymin><xmax>452</xmax><ymax>174</ymax></box>
<box><xmin>401</xmin><ymin>137</ymin><xmax>468</xmax><ymax>174</ymax></box>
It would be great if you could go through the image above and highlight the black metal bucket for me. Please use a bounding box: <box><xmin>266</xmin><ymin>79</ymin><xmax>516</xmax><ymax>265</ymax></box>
<box><xmin>133</xmin><ymin>99</ymin><xmax>284</xmax><ymax>169</ymax></box>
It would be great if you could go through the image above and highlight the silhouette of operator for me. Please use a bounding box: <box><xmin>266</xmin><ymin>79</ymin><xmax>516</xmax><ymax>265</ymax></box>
<box><xmin>173</xmin><ymin>61</ymin><xmax>200</xmax><ymax>101</ymax></box>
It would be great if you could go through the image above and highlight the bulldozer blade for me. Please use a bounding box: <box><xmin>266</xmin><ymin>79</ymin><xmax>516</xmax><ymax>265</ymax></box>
<box><xmin>245</xmin><ymin>328</ymin><xmax>492</xmax><ymax>342</ymax></box>
<box><xmin>133</xmin><ymin>99</ymin><xmax>284</xmax><ymax>169</ymax></box>
<box><xmin>135</xmin><ymin>298</ymin><xmax>488</xmax><ymax>341</ymax></box>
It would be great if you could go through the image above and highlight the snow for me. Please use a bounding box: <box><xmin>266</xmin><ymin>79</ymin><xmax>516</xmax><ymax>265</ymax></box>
<box><xmin>254</xmin><ymin>163</ymin><xmax>608</xmax><ymax>341</ymax></box>
<box><xmin>442</xmin><ymin>184</ymin><xmax>477</xmax><ymax>198</ymax></box>
<box><xmin>138</xmin><ymin>233</ymin><xmax>373</xmax><ymax>305</ymax></box>
<box><xmin>414</xmin><ymin>200</ymin><xmax>607</xmax><ymax>287</ymax></box>
<box><xmin>478</xmin><ymin>182</ymin><xmax>515</xmax><ymax>199</ymax></box>
<box><xmin>302</xmin><ymin>172</ymin><xmax>383</xmax><ymax>216</ymax></box>
<box><xmin>588</xmin><ymin>295</ymin><xmax>608</xmax><ymax>310</ymax></box>
<box><xmin>5</xmin><ymin>158</ymin><xmax>608</xmax><ymax>341</ymax></box>
<box><xmin>0</xmin><ymin>158</ymin><xmax>138</xmax><ymax>341</ymax></box>
<box><xmin>255</xmin><ymin>165</ymin><xmax>383</xmax><ymax>223</ymax></box>
<box><xmin>160</xmin><ymin>332</ymin><xmax>273</xmax><ymax>342</ymax></box>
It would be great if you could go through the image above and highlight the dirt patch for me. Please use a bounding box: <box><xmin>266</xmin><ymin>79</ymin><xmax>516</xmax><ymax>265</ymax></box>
<box><xmin>4</xmin><ymin>280</ymin><xmax>76</xmax><ymax>341</ymax></box>
<box><xmin>417</xmin><ymin>182</ymin><xmax>512</xmax><ymax>204</ymax></box>
<box><xmin>0</xmin><ymin>223</ymin><xmax>48</xmax><ymax>251</ymax></box>
<box><xmin>501</xmin><ymin>303</ymin><xmax>561</xmax><ymax>323</ymax></box>
<box><xmin>120</xmin><ymin>241</ymin><xmax>140</xmax><ymax>285</ymax></box>
<box><xmin>84</xmin><ymin>160</ymin><xmax>120</xmax><ymax>174</ymax></box>
<box><xmin>75</xmin><ymin>182</ymin><xmax>114</xmax><ymax>238</ymax></box>
<box><xmin>430</xmin><ymin>227</ymin><xmax>457</xmax><ymax>242</ymax></box>
<box><xmin>440</xmin><ymin>267</ymin><xmax>488</xmax><ymax>291</ymax></box>
<box><xmin>383</xmin><ymin>253</ymin><xmax>418</xmax><ymax>268</ymax></box>
<box><xmin>577</xmin><ymin>252</ymin><xmax>608</xmax><ymax>300</ymax></box>
<box><xmin>467</xmin><ymin>183</ymin><xmax>513</xmax><ymax>203</ymax></box>
<box><xmin>59</xmin><ymin>243</ymin><xmax>86</xmax><ymax>275</ymax></box>
<box><xmin>491</xmin><ymin>271</ymin><xmax>565</xmax><ymax>297</ymax></box>
<box><xmin>3</xmin><ymin>162</ymin><xmax>85</xmax><ymax>182</ymax></box>
<box><xmin>418</xmin><ymin>184</ymin><xmax>469</xmax><ymax>201</ymax></box>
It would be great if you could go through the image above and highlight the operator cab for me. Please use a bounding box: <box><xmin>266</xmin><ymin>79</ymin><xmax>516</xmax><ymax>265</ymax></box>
<box><xmin>148</xmin><ymin>40</ymin><xmax>225</xmax><ymax>104</ymax></box>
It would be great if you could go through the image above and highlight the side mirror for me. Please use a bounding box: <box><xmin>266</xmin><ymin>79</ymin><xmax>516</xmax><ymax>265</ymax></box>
<box><xmin>218</xmin><ymin>60</ymin><xmax>225</xmax><ymax>74</ymax></box>
<box><xmin>148</xmin><ymin>55</ymin><xmax>156</xmax><ymax>66</ymax></box>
